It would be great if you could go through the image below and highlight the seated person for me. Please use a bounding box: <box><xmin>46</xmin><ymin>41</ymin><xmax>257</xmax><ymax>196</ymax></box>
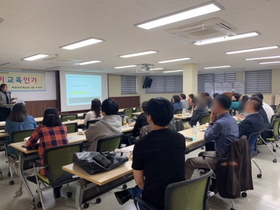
<box><xmin>188</xmin><ymin>94</ymin><xmax>195</xmax><ymax>110</ymax></box>
<box><xmin>205</xmin><ymin>92</ymin><xmax>213</xmax><ymax>108</ymax></box>
<box><xmin>172</xmin><ymin>95</ymin><xmax>182</xmax><ymax>113</ymax></box>
<box><xmin>238</xmin><ymin>95</ymin><xmax>249</xmax><ymax>113</ymax></box>
<box><xmin>231</xmin><ymin>93</ymin><xmax>241</xmax><ymax>111</ymax></box>
<box><xmin>85</xmin><ymin>98</ymin><xmax>122</xmax><ymax>151</ymax></box>
<box><xmin>179</xmin><ymin>93</ymin><xmax>189</xmax><ymax>110</ymax></box>
<box><xmin>5</xmin><ymin>103</ymin><xmax>37</xmax><ymax>155</ymax></box>
<box><xmin>252</xmin><ymin>93</ymin><xmax>274</xmax><ymax>122</ymax></box>
<box><xmin>115</xmin><ymin>98</ymin><xmax>186</xmax><ymax>210</ymax></box>
<box><xmin>26</xmin><ymin>108</ymin><xmax>68</xmax><ymax>198</ymax></box>
<box><xmin>238</xmin><ymin>97</ymin><xmax>264</xmax><ymax>139</ymax></box>
<box><xmin>185</xmin><ymin>94</ymin><xmax>239</xmax><ymax>180</ymax></box>
<box><xmin>84</xmin><ymin>98</ymin><xmax>103</xmax><ymax>125</ymax></box>
<box><xmin>132</xmin><ymin>101</ymin><xmax>149</xmax><ymax>137</ymax></box>
<box><xmin>188</xmin><ymin>97</ymin><xmax>209</xmax><ymax>127</ymax></box>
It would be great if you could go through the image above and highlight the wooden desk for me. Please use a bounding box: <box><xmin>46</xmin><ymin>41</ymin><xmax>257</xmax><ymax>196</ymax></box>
<box><xmin>63</xmin><ymin>119</ymin><xmax>85</xmax><ymax>126</ymax></box>
<box><xmin>132</xmin><ymin>112</ymin><xmax>141</xmax><ymax>116</ymax></box>
<box><xmin>0</xmin><ymin>131</ymin><xmax>9</xmax><ymax>138</ymax></box>
<box><xmin>174</xmin><ymin>114</ymin><xmax>192</xmax><ymax>120</ymax></box>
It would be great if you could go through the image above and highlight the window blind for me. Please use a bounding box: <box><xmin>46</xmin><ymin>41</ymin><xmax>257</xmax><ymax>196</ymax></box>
<box><xmin>146</xmin><ymin>76</ymin><xmax>183</xmax><ymax>93</ymax></box>
<box><xmin>245</xmin><ymin>70</ymin><xmax>271</xmax><ymax>93</ymax></box>
<box><xmin>121</xmin><ymin>75</ymin><xmax>137</xmax><ymax>94</ymax></box>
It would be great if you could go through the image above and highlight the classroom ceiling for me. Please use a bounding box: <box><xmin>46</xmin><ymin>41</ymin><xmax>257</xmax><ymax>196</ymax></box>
<box><xmin>1</xmin><ymin>0</ymin><xmax>280</xmax><ymax>75</ymax></box>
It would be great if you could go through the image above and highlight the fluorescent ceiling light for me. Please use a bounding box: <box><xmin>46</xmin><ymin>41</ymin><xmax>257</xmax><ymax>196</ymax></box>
<box><xmin>113</xmin><ymin>65</ymin><xmax>136</xmax><ymax>69</ymax></box>
<box><xmin>22</xmin><ymin>54</ymin><xmax>49</xmax><ymax>61</ymax></box>
<box><xmin>136</xmin><ymin>2</ymin><xmax>222</xmax><ymax>30</ymax></box>
<box><xmin>245</xmin><ymin>55</ymin><xmax>280</xmax><ymax>61</ymax></box>
<box><xmin>163</xmin><ymin>70</ymin><xmax>183</xmax><ymax>73</ymax></box>
<box><xmin>225</xmin><ymin>46</ymin><xmax>279</xmax><ymax>55</ymax></box>
<box><xmin>194</xmin><ymin>32</ymin><xmax>259</xmax><ymax>45</ymax></box>
<box><xmin>79</xmin><ymin>60</ymin><xmax>102</xmax><ymax>65</ymax></box>
<box><xmin>119</xmin><ymin>50</ymin><xmax>158</xmax><ymax>58</ymax></box>
<box><xmin>157</xmin><ymin>57</ymin><xmax>191</xmax><ymax>63</ymax></box>
<box><xmin>150</xmin><ymin>68</ymin><xmax>164</xmax><ymax>71</ymax></box>
<box><xmin>60</xmin><ymin>38</ymin><xmax>103</xmax><ymax>50</ymax></box>
<box><xmin>204</xmin><ymin>65</ymin><xmax>231</xmax><ymax>69</ymax></box>
<box><xmin>259</xmin><ymin>61</ymin><xmax>280</xmax><ymax>65</ymax></box>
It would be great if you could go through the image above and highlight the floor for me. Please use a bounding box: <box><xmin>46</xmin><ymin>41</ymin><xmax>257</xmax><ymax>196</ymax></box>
<box><xmin>0</xmin><ymin>144</ymin><xmax>280</xmax><ymax>210</ymax></box>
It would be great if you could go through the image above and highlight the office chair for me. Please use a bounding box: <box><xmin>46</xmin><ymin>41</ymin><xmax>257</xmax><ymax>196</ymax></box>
<box><xmin>201</xmin><ymin>115</ymin><xmax>210</xmax><ymax>125</ymax></box>
<box><xmin>86</xmin><ymin>119</ymin><xmax>100</xmax><ymax>129</ymax></box>
<box><xmin>248</xmin><ymin>132</ymin><xmax>263</xmax><ymax>178</ymax></box>
<box><xmin>96</xmin><ymin>134</ymin><xmax>123</xmax><ymax>152</ymax></box>
<box><xmin>270</xmin><ymin>114</ymin><xmax>280</xmax><ymax>124</ymax></box>
<box><xmin>32</xmin><ymin>143</ymin><xmax>83</xmax><ymax>209</ymax></box>
<box><xmin>135</xmin><ymin>170</ymin><xmax>213</xmax><ymax>210</ymax></box>
<box><xmin>124</xmin><ymin>108</ymin><xmax>133</xmax><ymax>119</ymax></box>
<box><xmin>135</xmin><ymin>107</ymin><xmax>142</xmax><ymax>113</ymax></box>
<box><xmin>65</xmin><ymin>122</ymin><xmax>78</xmax><ymax>133</ymax></box>
<box><xmin>61</xmin><ymin>114</ymin><xmax>77</xmax><ymax>122</ymax></box>
<box><xmin>5</xmin><ymin>129</ymin><xmax>35</xmax><ymax>185</ymax></box>
<box><xmin>259</xmin><ymin>119</ymin><xmax>280</xmax><ymax>163</ymax></box>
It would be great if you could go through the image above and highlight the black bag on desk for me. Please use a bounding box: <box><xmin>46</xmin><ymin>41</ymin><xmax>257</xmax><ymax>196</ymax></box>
<box><xmin>73</xmin><ymin>151</ymin><xmax>129</xmax><ymax>175</ymax></box>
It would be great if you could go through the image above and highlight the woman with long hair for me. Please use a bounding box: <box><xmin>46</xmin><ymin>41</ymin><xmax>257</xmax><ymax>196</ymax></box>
<box><xmin>84</xmin><ymin>99</ymin><xmax>103</xmax><ymax>124</ymax></box>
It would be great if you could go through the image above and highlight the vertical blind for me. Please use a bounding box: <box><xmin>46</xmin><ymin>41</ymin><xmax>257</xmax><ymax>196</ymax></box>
<box><xmin>121</xmin><ymin>75</ymin><xmax>137</xmax><ymax>94</ymax></box>
<box><xmin>198</xmin><ymin>72</ymin><xmax>236</xmax><ymax>93</ymax></box>
<box><xmin>146</xmin><ymin>76</ymin><xmax>183</xmax><ymax>93</ymax></box>
<box><xmin>245</xmin><ymin>70</ymin><xmax>271</xmax><ymax>93</ymax></box>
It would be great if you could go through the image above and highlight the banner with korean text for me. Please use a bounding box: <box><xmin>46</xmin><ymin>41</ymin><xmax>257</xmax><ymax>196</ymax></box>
<box><xmin>0</xmin><ymin>71</ymin><xmax>45</xmax><ymax>91</ymax></box>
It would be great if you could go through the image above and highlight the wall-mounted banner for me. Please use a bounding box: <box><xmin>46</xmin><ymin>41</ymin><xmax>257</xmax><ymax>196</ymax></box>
<box><xmin>0</xmin><ymin>71</ymin><xmax>45</xmax><ymax>91</ymax></box>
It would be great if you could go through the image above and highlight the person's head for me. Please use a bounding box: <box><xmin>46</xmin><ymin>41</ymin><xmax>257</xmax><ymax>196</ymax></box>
<box><xmin>101</xmin><ymin>98</ymin><xmax>119</xmax><ymax>116</ymax></box>
<box><xmin>200</xmin><ymin>93</ymin><xmax>206</xmax><ymax>98</ymax></box>
<box><xmin>91</xmin><ymin>99</ymin><xmax>102</xmax><ymax>118</ymax></box>
<box><xmin>0</xmin><ymin>84</ymin><xmax>7</xmax><ymax>92</ymax></box>
<box><xmin>7</xmin><ymin>103</ymin><xmax>27</xmax><ymax>122</ymax></box>
<box><xmin>252</xmin><ymin>93</ymin><xmax>264</xmax><ymax>101</ymax></box>
<box><xmin>42</xmin><ymin>108</ymin><xmax>61</xmax><ymax>127</ymax></box>
<box><xmin>188</xmin><ymin>94</ymin><xmax>194</xmax><ymax>100</ymax></box>
<box><xmin>180</xmin><ymin>93</ymin><xmax>186</xmax><ymax>100</ymax></box>
<box><xmin>196</xmin><ymin>97</ymin><xmax>207</xmax><ymax>108</ymax></box>
<box><xmin>232</xmin><ymin>93</ymin><xmax>241</xmax><ymax>101</ymax></box>
<box><xmin>141</xmin><ymin>101</ymin><xmax>148</xmax><ymax>112</ymax></box>
<box><xmin>213</xmin><ymin>93</ymin><xmax>219</xmax><ymax>99</ymax></box>
<box><xmin>242</xmin><ymin>95</ymin><xmax>249</xmax><ymax>103</ymax></box>
<box><xmin>205</xmin><ymin>92</ymin><xmax>210</xmax><ymax>97</ymax></box>
<box><xmin>172</xmin><ymin>95</ymin><xmax>181</xmax><ymax>103</ymax></box>
<box><xmin>212</xmin><ymin>94</ymin><xmax>232</xmax><ymax>114</ymax></box>
<box><xmin>245</xmin><ymin>97</ymin><xmax>263</xmax><ymax>113</ymax></box>
<box><xmin>146</xmin><ymin>98</ymin><xmax>173</xmax><ymax>128</ymax></box>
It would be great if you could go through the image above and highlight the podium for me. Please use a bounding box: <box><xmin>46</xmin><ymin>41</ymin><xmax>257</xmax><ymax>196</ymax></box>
<box><xmin>0</xmin><ymin>106</ymin><xmax>12</xmax><ymax>121</ymax></box>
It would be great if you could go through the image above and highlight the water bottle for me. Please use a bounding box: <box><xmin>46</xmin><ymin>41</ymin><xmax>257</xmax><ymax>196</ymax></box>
<box><xmin>192</xmin><ymin>126</ymin><xmax>198</xmax><ymax>141</ymax></box>
<box><xmin>196</xmin><ymin>121</ymin><xmax>200</xmax><ymax>132</ymax></box>
<box><xmin>182</xmin><ymin>108</ymin><xmax>186</xmax><ymax>114</ymax></box>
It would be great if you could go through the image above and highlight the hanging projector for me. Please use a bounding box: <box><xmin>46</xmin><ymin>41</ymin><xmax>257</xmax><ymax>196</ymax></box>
<box><xmin>136</xmin><ymin>64</ymin><xmax>154</xmax><ymax>73</ymax></box>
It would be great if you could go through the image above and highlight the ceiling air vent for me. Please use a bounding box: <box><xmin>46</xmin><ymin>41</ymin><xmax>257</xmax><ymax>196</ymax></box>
<box><xmin>166</xmin><ymin>17</ymin><xmax>237</xmax><ymax>42</ymax></box>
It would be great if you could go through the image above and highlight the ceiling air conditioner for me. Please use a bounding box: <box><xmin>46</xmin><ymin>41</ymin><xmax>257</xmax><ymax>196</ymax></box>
<box><xmin>43</xmin><ymin>54</ymin><xmax>82</xmax><ymax>66</ymax></box>
<box><xmin>136</xmin><ymin>64</ymin><xmax>154</xmax><ymax>74</ymax></box>
<box><xmin>166</xmin><ymin>17</ymin><xmax>237</xmax><ymax>43</ymax></box>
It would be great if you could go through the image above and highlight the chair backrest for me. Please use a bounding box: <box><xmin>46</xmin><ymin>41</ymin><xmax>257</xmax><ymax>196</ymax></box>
<box><xmin>61</xmin><ymin>114</ymin><xmax>77</xmax><ymax>122</ymax></box>
<box><xmin>11</xmin><ymin>129</ymin><xmax>36</xmax><ymax>143</ymax></box>
<box><xmin>86</xmin><ymin>119</ymin><xmax>100</xmax><ymax>129</ymax></box>
<box><xmin>83</xmin><ymin>113</ymin><xmax>86</xmax><ymax>119</ymax></box>
<box><xmin>165</xmin><ymin>170</ymin><xmax>213</xmax><ymax>210</ymax></box>
<box><xmin>247</xmin><ymin>132</ymin><xmax>262</xmax><ymax>156</ymax></box>
<box><xmin>124</xmin><ymin>108</ymin><xmax>133</xmax><ymax>119</ymax></box>
<box><xmin>43</xmin><ymin>143</ymin><xmax>83</xmax><ymax>186</ymax></box>
<box><xmin>271</xmin><ymin>114</ymin><xmax>280</xmax><ymax>124</ymax></box>
<box><xmin>65</xmin><ymin>122</ymin><xmax>78</xmax><ymax>133</ymax></box>
<box><xmin>175</xmin><ymin>109</ymin><xmax>182</xmax><ymax>114</ymax></box>
<box><xmin>135</xmin><ymin>107</ymin><xmax>142</xmax><ymax>112</ymax></box>
<box><xmin>200</xmin><ymin>115</ymin><xmax>210</xmax><ymax>125</ymax></box>
<box><xmin>272</xmin><ymin>119</ymin><xmax>280</xmax><ymax>139</ymax></box>
<box><xmin>96</xmin><ymin>134</ymin><xmax>123</xmax><ymax>152</ymax></box>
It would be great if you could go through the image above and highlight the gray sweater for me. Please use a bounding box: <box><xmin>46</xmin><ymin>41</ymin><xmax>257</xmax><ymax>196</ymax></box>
<box><xmin>85</xmin><ymin>115</ymin><xmax>122</xmax><ymax>151</ymax></box>
<box><xmin>0</xmin><ymin>91</ymin><xmax>12</xmax><ymax>107</ymax></box>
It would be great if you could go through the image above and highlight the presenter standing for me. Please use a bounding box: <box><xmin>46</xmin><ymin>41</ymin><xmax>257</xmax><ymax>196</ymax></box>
<box><xmin>0</xmin><ymin>84</ymin><xmax>18</xmax><ymax>121</ymax></box>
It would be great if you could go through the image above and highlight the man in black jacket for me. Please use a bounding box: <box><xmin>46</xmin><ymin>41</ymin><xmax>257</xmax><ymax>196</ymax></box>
<box><xmin>238</xmin><ymin>97</ymin><xmax>265</xmax><ymax>139</ymax></box>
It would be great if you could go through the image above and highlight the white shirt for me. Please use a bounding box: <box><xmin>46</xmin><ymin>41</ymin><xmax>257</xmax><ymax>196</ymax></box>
<box><xmin>262</xmin><ymin>102</ymin><xmax>274</xmax><ymax>122</ymax></box>
<box><xmin>84</xmin><ymin>111</ymin><xmax>102</xmax><ymax>125</ymax></box>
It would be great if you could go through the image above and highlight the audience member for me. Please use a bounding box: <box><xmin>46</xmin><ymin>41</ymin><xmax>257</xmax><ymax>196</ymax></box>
<box><xmin>172</xmin><ymin>95</ymin><xmax>182</xmax><ymax>113</ymax></box>
<box><xmin>84</xmin><ymin>99</ymin><xmax>103</xmax><ymax>125</ymax></box>
<box><xmin>252</xmin><ymin>93</ymin><xmax>274</xmax><ymax>122</ymax></box>
<box><xmin>179</xmin><ymin>93</ymin><xmax>189</xmax><ymax>110</ymax></box>
<box><xmin>132</xmin><ymin>101</ymin><xmax>149</xmax><ymax>137</ymax></box>
<box><xmin>205</xmin><ymin>92</ymin><xmax>213</xmax><ymax>108</ymax></box>
<box><xmin>188</xmin><ymin>94</ymin><xmax>196</xmax><ymax>110</ymax></box>
<box><xmin>186</xmin><ymin>94</ymin><xmax>239</xmax><ymax>179</ymax></box>
<box><xmin>231</xmin><ymin>93</ymin><xmax>241</xmax><ymax>111</ymax></box>
<box><xmin>187</xmin><ymin>97</ymin><xmax>209</xmax><ymax>128</ymax></box>
<box><xmin>85</xmin><ymin>99</ymin><xmax>122</xmax><ymax>151</ymax></box>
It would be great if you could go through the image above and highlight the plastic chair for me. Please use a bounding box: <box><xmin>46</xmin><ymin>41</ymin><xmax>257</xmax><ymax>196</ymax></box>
<box><xmin>248</xmin><ymin>132</ymin><xmax>263</xmax><ymax>178</ymax></box>
<box><xmin>201</xmin><ymin>115</ymin><xmax>210</xmax><ymax>125</ymax></box>
<box><xmin>124</xmin><ymin>108</ymin><xmax>133</xmax><ymax>119</ymax></box>
<box><xmin>96</xmin><ymin>134</ymin><xmax>123</xmax><ymax>152</ymax></box>
<box><xmin>86</xmin><ymin>119</ymin><xmax>100</xmax><ymax>129</ymax></box>
<box><xmin>61</xmin><ymin>114</ymin><xmax>77</xmax><ymax>122</ymax></box>
<box><xmin>65</xmin><ymin>122</ymin><xmax>78</xmax><ymax>133</ymax></box>
<box><xmin>270</xmin><ymin>114</ymin><xmax>280</xmax><ymax>124</ymax></box>
<box><xmin>33</xmin><ymin>143</ymin><xmax>83</xmax><ymax>209</ymax></box>
<box><xmin>5</xmin><ymin>129</ymin><xmax>35</xmax><ymax>185</ymax></box>
<box><xmin>135</xmin><ymin>170</ymin><xmax>213</xmax><ymax>210</ymax></box>
<box><xmin>175</xmin><ymin>109</ymin><xmax>182</xmax><ymax>114</ymax></box>
<box><xmin>259</xmin><ymin>119</ymin><xmax>280</xmax><ymax>163</ymax></box>
<box><xmin>135</xmin><ymin>107</ymin><xmax>142</xmax><ymax>112</ymax></box>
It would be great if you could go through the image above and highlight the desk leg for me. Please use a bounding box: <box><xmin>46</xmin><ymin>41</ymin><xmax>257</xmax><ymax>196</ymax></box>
<box><xmin>17</xmin><ymin>154</ymin><xmax>35</xmax><ymax>208</ymax></box>
<box><xmin>75</xmin><ymin>179</ymin><xmax>85</xmax><ymax>210</ymax></box>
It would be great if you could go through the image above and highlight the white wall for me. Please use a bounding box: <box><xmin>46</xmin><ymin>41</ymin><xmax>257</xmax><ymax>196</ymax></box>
<box><xmin>10</xmin><ymin>71</ymin><xmax>56</xmax><ymax>101</ymax></box>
